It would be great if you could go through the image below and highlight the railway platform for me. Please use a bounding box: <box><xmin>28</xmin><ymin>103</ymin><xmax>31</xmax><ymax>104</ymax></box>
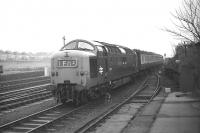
<box><xmin>124</xmin><ymin>91</ymin><xmax>200</xmax><ymax>133</ymax></box>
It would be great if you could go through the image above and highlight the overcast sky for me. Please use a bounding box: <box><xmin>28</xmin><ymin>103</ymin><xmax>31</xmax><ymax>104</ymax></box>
<box><xmin>0</xmin><ymin>0</ymin><xmax>182</xmax><ymax>57</ymax></box>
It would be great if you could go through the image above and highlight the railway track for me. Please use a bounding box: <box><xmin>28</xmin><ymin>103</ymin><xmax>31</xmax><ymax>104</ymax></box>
<box><xmin>0</xmin><ymin>102</ymin><xmax>82</xmax><ymax>133</ymax></box>
<box><xmin>0</xmin><ymin>84</ymin><xmax>52</xmax><ymax>112</ymax></box>
<box><xmin>0</xmin><ymin>74</ymin><xmax>160</xmax><ymax>133</ymax></box>
<box><xmin>0</xmin><ymin>72</ymin><xmax>51</xmax><ymax>113</ymax></box>
<box><xmin>0</xmin><ymin>76</ymin><xmax>50</xmax><ymax>93</ymax></box>
<box><xmin>75</xmin><ymin>74</ymin><xmax>160</xmax><ymax>133</ymax></box>
<box><xmin>0</xmin><ymin>71</ymin><xmax>45</xmax><ymax>82</ymax></box>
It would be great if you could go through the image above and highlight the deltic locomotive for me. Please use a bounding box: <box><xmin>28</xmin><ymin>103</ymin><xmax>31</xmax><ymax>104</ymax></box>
<box><xmin>50</xmin><ymin>39</ymin><xmax>163</xmax><ymax>105</ymax></box>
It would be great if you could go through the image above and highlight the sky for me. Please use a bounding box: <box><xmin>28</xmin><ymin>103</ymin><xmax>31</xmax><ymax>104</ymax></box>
<box><xmin>0</xmin><ymin>0</ymin><xmax>182</xmax><ymax>57</ymax></box>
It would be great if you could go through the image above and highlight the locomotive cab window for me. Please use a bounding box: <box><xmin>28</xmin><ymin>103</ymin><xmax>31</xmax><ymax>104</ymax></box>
<box><xmin>78</xmin><ymin>42</ymin><xmax>94</xmax><ymax>51</ymax></box>
<box><xmin>96</xmin><ymin>46</ymin><xmax>104</xmax><ymax>56</ymax></box>
<box><xmin>96</xmin><ymin>46</ymin><xmax>103</xmax><ymax>52</ymax></box>
<box><xmin>61</xmin><ymin>41</ymin><xmax>77</xmax><ymax>50</ymax></box>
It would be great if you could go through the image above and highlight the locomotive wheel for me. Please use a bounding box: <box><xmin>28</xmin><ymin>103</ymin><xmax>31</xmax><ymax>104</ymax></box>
<box><xmin>59</xmin><ymin>87</ymin><xmax>66</xmax><ymax>104</ymax></box>
<box><xmin>84</xmin><ymin>90</ymin><xmax>89</xmax><ymax>103</ymax></box>
<box><xmin>73</xmin><ymin>91</ymin><xmax>81</xmax><ymax>106</ymax></box>
<box><xmin>61</xmin><ymin>98</ymin><xmax>66</xmax><ymax>104</ymax></box>
<box><xmin>56</xmin><ymin>91</ymin><xmax>61</xmax><ymax>103</ymax></box>
<box><xmin>80</xmin><ymin>90</ymin><xmax>88</xmax><ymax>104</ymax></box>
<box><xmin>57</xmin><ymin>92</ymin><xmax>66</xmax><ymax>104</ymax></box>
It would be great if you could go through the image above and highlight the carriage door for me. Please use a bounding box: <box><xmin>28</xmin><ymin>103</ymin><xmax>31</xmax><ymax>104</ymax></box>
<box><xmin>96</xmin><ymin>46</ymin><xmax>108</xmax><ymax>84</ymax></box>
<box><xmin>102</xmin><ymin>46</ymin><xmax>108</xmax><ymax>80</ymax></box>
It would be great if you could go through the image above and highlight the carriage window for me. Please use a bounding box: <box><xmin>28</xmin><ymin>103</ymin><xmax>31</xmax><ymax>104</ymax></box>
<box><xmin>96</xmin><ymin>46</ymin><xmax>103</xmax><ymax>52</ymax></box>
<box><xmin>119</xmin><ymin>47</ymin><xmax>126</xmax><ymax>54</ymax></box>
<box><xmin>125</xmin><ymin>49</ymin><xmax>132</xmax><ymax>55</ymax></box>
<box><xmin>78</xmin><ymin>42</ymin><xmax>94</xmax><ymax>51</ymax></box>
<box><xmin>110</xmin><ymin>46</ymin><xmax>116</xmax><ymax>53</ymax></box>
<box><xmin>106</xmin><ymin>46</ymin><xmax>111</xmax><ymax>53</ymax></box>
<box><xmin>104</xmin><ymin>46</ymin><xmax>109</xmax><ymax>53</ymax></box>
<box><xmin>62</xmin><ymin>41</ymin><xmax>77</xmax><ymax>50</ymax></box>
<box><xmin>113</xmin><ymin>47</ymin><xmax>118</xmax><ymax>53</ymax></box>
<box><xmin>115</xmin><ymin>47</ymin><xmax>120</xmax><ymax>54</ymax></box>
<box><xmin>102</xmin><ymin>46</ymin><xmax>108</xmax><ymax>56</ymax></box>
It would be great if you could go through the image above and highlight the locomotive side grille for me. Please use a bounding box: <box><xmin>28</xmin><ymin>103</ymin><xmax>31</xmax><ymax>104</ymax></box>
<box><xmin>90</xmin><ymin>58</ymin><xmax>97</xmax><ymax>78</ymax></box>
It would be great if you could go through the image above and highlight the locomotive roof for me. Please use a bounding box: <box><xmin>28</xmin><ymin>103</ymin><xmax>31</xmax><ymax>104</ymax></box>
<box><xmin>65</xmin><ymin>39</ymin><xmax>131</xmax><ymax>50</ymax></box>
<box><xmin>64</xmin><ymin>39</ymin><xmax>161</xmax><ymax>56</ymax></box>
<box><xmin>93</xmin><ymin>40</ymin><xmax>131</xmax><ymax>50</ymax></box>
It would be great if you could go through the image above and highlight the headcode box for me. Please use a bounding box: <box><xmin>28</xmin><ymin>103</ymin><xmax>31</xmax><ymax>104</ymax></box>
<box><xmin>165</xmin><ymin>88</ymin><xmax>171</xmax><ymax>93</ymax></box>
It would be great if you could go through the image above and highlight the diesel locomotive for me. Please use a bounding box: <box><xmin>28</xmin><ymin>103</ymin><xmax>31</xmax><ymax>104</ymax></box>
<box><xmin>50</xmin><ymin>39</ymin><xmax>163</xmax><ymax>105</ymax></box>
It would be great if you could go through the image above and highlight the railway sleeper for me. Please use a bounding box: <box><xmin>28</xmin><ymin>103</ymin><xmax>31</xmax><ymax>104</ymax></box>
<box><xmin>0</xmin><ymin>76</ymin><xmax>50</xmax><ymax>87</ymax></box>
<box><xmin>133</xmin><ymin>95</ymin><xmax>152</xmax><ymax>99</ymax></box>
<box><xmin>0</xmin><ymin>90</ymin><xmax>51</xmax><ymax>105</ymax></box>
<box><xmin>0</xmin><ymin>93</ymin><xmax>52</xmax><ymax>111</ymax></box>
<box><xmin>0</xmin><ymin>79</ymin><xmax>50</xmax><ymax>93</ymax></box>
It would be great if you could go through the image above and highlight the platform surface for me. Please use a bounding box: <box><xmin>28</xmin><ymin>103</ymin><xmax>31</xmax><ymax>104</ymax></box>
<box><xmin>149</xmin><ymin>92</ymin><xmax>200</xmax><ymax>133</ymax></box>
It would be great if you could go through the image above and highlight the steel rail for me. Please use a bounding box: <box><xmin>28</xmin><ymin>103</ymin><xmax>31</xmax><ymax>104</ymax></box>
<box><xmin>0</xmin><ymin>74</ymin><xmax>160</xmax><ymax>133</ymax></box>
<box><xmin>147</xmin><ymin>74</ymin><xmax>161</xmax><ymax>103</ymax></box>
<box><xmin>75</xmin><ymin>74</ymin><xmax>160</xmax><ymax>133</ymax></box>
<box><xmin>26</xmin><ymin>105</ymin><xmax>87</xmax><ymax>133</ymax></box>
<box><xmin>0</xmin><ymin>76</ymin><xmax>50</xmax><ymax>85</ymax></box>
<box><xmin>0</xmin><ymin>88</ymin><xmax>49</xmax><ymax>103</ymax></box>
<box><xmin>0</xmin><ymin>91</ymin><xmax>52</xmax><ymax>111</ymax></box>
<box><xmin>0</xmin><ymin>84</ymin><xmax>50</xmax><ymax>96</ymax></box>
<box><xmin>0</xmin><ymin>102</ymin><xmax>87</xmax><ymax>133</ymax></box>
<box><xmin>0</xmin><ymin>84</ymin><xmax>52</xmax><ymax>112</ymax></box>
<box><xmin>0</xmin><ymin>79</ymin><xmax>50</xmax><ymax>92</ymax></box>
<box><xmin>0</xmin><ymin>70</ymin><xmax>44</xmax><ymax>82</ymax></box>
<box><xmin>23</xmin><ymin>78</ymin><xmax>150</xmax><ymax>132</ymax></box>
<box><xmin>0</xmin><ymin>103</ymin><xmax>62</xmax><ymax>129</ymax></box>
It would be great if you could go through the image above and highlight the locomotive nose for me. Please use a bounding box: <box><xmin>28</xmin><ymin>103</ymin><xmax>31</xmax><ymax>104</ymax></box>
<box><xmin>50</xmin><ymin>50</ymin><xmax>92</xmax><ymax>86</ymax></box>
<box><xmin>51</xmin><ymin>58</ymin><xmax>79</xmax><ymax>84</ymax></box>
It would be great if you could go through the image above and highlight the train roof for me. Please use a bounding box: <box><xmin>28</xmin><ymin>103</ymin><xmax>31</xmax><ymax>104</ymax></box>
<box><xmin>64</xmin><ymin>39</ymin><xmax>131</xmax><ymax>50</ymax></box>
<box><xmin>63</xmin><ymin>39</ymin><xmax>162</xmax><ymax>56</ymax></box>
<box><xmin>134</xmin><ymin>49</ymin><xmax>163</xmax><ymax>57</ymax></box>
<box><xmin>93</xmin><ymin>40</ymin><xmax>131</xmax><ymax>50</ymax></box>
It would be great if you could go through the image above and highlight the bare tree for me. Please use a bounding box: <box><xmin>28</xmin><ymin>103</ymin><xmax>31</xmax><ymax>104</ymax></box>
<box><xmin>165</xmin><ymin>0</ymin><xmax>200</xmax><ymax>43</ymax></box>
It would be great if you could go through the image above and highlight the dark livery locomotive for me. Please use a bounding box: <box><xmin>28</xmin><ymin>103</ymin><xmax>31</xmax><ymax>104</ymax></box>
<box><xmin>50</xmin><ymin>39</ymin><xmax>163</xmax><ymax>105</ymax></box>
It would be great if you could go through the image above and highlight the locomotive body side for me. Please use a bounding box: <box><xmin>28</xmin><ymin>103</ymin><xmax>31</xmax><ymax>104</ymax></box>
<box><xmin>95</xmin><ymin>41</ymin><xmax>138</xmax><ymax>89</ymax></box>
